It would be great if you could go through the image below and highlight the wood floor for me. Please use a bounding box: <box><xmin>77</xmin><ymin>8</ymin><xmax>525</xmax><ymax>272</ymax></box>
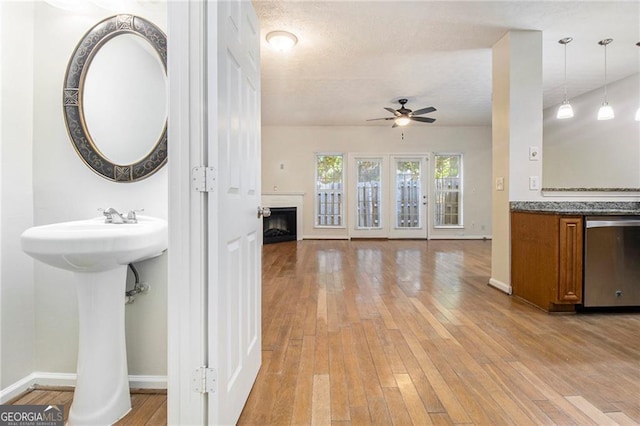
<box><xmin>10</xmin><ymin>240</ymin><xmax>640</xmax><ymax>425</ymax></box>
<box><xmin>238</xmin><ymin>239</ymin><xmax>640</xmax><ymax>425</ymax></box>
<box><xmin>7</xmin><ymin>387</ymin><xmax>166</xmax><ymax>425</ymax></box>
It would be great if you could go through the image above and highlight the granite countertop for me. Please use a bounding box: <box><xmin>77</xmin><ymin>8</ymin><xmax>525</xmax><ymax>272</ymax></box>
<box><xmin>510</xmin><ymin>201</ymin><xmax>640</xmax><ymax>215</ymax></box>
<box><xmin>542</xmin><ymin>188</ymin><xmax>640</xmax><ymax>192</ymax></box>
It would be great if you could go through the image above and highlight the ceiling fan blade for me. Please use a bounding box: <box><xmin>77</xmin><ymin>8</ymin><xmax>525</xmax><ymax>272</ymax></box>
<box><xmin>385</xmin><ymin>107</ymin><xmax>400</xmax><ymax>116</ymax></box>
<box><xmin>410</xmin><ymin>116</ymin><xmax>436</xmax><ymax>123</ymax></box>
<box><xmin>367</xmin><ymin>117</ymin><xmax>395</xmax><ymax>121</ymax></box>
<box><xmin>411</xmin><ymin>107</ymin><xmax>437</xmax><ymax>116</ymax></box>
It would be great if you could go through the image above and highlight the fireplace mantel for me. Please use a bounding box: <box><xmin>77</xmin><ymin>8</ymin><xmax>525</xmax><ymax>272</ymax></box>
<box><xmin>262</xmin><ymin>193</ymin><xmax>304</xmax><ymax>241</ymax></box>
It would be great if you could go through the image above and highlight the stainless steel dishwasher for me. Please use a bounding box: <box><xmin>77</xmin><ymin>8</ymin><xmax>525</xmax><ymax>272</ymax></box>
<box><xmin>584</xmin><ymin>216</ymin><xmax>640</xmax><ymax>307</ymax></box>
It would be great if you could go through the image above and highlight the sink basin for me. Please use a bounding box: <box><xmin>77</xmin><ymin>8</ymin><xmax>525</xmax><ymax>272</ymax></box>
<box><xmin>20</xmin><ymin>215</ymin><xmax>168</xmax><ymax>425</ymax></box>
<box><xmin>21</xmin><ymin>215</ymin><xmax>167</xmax><ymax>272</ymax></box>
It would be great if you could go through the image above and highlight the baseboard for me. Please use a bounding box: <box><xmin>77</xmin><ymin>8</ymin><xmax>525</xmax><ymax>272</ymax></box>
<box><xmin>0</xmin><ymin>372</ymin><xmax>167</xmax><ymax>403</ymax></box>
<box><xmin>429</xmin><ymin>235</ymin><xmax>492</xmax><ymax>240</ymax></box>
<box><xmin>0</xmin><ymin>373</ymin><xmax>37</xmax><ymax>404</ymax></box>
<box><xmin>489</xmin><ymin>278</ymin><xmax>512</xmax><ymax>295</ymax></box>
<box><xmin>302</xmin><ymin>235</ymin><xmax>349</xmax><ymax>240</ymax></box>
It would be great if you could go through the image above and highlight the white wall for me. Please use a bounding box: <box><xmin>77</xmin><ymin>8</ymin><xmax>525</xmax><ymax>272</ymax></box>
<box><xmin>543</xmin><ymin>73</ymin><xmax>640</xmax><ymax>189</ymax></box>
<box><xmin>491</xmin><ymin>31</ymin><xmax>543</xmax><ymax>293</ymax></box>
<box><xmin>262</xmin><ymin>125</ymin><xmax>492</xmax><ymax>239</ymax></box>
<box><xmin>29</xmin><ymin>4</ymin><xmax>168</xmax><ymax>378</ymax></box>
<box><xmin>0</xmin><ymin>1</ymin><xmax>36</xmax><ymax>390</ymax></box>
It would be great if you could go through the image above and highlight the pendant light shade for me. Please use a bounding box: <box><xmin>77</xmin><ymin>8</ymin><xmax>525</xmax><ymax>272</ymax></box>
<box><xmin>597</xmin><ymin>38</ymin><xmax>614</xmax><ymax>121</ymax></box>
<box><xmin>556</xmin><ymin>37</ymin><xmax>574</xmax><ymax>119</ymax></box>
<box><xmin>598</xmin><ymin>103</ymin><xmax>615</xmax><ymax>120</ymax></box>
<box><xmin>557</xmin><ymin>102</ymin><xmax>574</xmax><ymax>119</ymax></box>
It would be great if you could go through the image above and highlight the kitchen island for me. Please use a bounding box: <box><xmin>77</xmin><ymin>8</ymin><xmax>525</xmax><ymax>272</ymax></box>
<box><xmin>511</xmin><ymin>201</ymin><xmax>640</xmax><ymax>312</ymax></box>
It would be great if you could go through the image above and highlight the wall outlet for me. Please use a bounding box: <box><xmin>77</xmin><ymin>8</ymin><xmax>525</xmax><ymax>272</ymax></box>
<box><xmin>496</xmin><ymin>177</ymin><xmax>504</xmax><ymax>191</ymax></box>
<box><xmin>529</xmin><ymin>146</ymin><xmax>540</xmax><ymax>161</ymax></box>
<box><xmin>529</xmin><ymin>176</ymin><xmax>540</xmax><ymax>190</ymax></box>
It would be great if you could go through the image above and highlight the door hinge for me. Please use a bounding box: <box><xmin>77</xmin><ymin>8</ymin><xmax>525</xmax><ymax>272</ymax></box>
<box><xmin>191</xmin><ymin>167</ymin><xmax>216</xmax><ymax>193</ymax></box>
<box><xmin>192</xmin><ymin>367</ymin><xmax>217</xmax><ymax>394</ymax></box>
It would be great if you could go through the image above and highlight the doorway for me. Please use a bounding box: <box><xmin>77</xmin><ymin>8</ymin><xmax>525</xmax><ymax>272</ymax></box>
<box><xmin>349</xmin><ymin>154</ymin><xmax>429</xmax><ymax>239</ymax></box>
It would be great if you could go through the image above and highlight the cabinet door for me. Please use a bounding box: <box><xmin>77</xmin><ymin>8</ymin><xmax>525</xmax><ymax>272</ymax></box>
<box><xmin>558</xmin><ymin>217</ymin><xmax>583</xmax><ymax>303</ymax></box>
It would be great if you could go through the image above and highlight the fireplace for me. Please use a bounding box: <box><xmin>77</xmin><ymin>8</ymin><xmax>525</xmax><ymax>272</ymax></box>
<box><xmin>263</xmin><ymin>207</ymin><xmax>297</xmax><ymax>244</ymax></box>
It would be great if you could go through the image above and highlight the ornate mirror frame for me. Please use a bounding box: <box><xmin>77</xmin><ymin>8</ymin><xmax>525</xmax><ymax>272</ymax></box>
<box><xmin>63</xmin><ymin>15</ymin><xmax>167</xmax><ymax>182</ymax></box>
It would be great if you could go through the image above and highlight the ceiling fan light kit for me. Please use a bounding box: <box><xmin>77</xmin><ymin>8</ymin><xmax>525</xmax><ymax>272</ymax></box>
<box><xmin>367</xmin><ymin>98</ymin><xmax>436</xmax><ymax>128</ymax></box>
<box><xmin>266</xmin><ymin>30</ymin><xmax>298</xmax><ymax>52</ymax></box>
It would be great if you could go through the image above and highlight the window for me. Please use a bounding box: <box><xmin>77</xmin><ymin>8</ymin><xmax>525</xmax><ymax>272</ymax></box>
<box><xmin>315</xmin><ymin>154</ymin><xmax>344</xmax><ymax>227</ymax></box>
<box><xmin>434</xmin><ymin>153</ymin><xmax>462</xmax><ymax>227</ymax></box>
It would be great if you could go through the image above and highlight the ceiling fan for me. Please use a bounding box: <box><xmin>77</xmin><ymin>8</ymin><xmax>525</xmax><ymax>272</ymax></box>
<box><xmin>367</xmin><ymin>98</ymin><xmax>437</xmax><ymax>128</ymax></box>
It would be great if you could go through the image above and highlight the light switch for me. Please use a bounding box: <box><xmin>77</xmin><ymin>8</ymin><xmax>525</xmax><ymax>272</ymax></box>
<box><xmin>496</xmin><ymin>177</ymin><xmax>504</xmax><ymax>191</ymax></box>
<box><xmin>529</xmin><ymin>176</ymin><xmax>540</xmax><ymax>190</ymax></box>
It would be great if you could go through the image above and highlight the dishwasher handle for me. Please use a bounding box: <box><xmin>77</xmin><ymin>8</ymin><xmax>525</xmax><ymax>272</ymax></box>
<box><xmin>586</xmin><ymin>219</ymin><xmax>640</xmax><ymax>228</ymax></box>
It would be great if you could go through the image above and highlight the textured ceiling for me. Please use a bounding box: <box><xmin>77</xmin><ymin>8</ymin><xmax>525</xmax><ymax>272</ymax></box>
<box><xmin>254</xmin><ymin>1</ymin><xmax>640</xmax><ymax>127</ymax></box>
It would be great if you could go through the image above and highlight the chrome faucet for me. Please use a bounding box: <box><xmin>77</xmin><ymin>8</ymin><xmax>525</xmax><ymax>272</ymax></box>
<box><xmin>100</xmin><ymin>208</ymin><xmax>143</xmax><ymax>224</ymax></box>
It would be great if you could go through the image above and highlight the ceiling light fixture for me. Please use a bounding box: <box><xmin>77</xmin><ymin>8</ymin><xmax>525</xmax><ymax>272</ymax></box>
<box><xmin>636</xmin><ymin>42</ymin><xmax>640</xmax><ymax>121</ymax></box>
<box><xmin>394</xmin><ymin>116</ymin><xmax>411</xmax><ymax>127</ymax></box>
<box><xmin>597</xmin><ymin>38</ymin><xmax>614</xmax><ymax>121</ymax></box>
<box><xmin>266</xmin><ymin>31</ymin><xmax>298</xmax><ymax>52</ymax></box>
<box><xmin>556</xmin><ymin>37</ymin><xmax>574</xmax><ymax>119</ymax></box>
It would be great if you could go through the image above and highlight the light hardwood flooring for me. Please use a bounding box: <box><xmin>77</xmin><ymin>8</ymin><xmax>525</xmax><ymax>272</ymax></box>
<box><xmin>7</xmin><ymin>386</ymin><xmax>166</xmax><ymax>425</ymax></box>
<box><xmin>238</xmin><ymin>239</ymin><xmax>640</xmax><ymax>425</ymax></box>
<box><xmin>9</xmin><ymin>240</ymin><xmax>640</xmax><ymax>425</ymax></box>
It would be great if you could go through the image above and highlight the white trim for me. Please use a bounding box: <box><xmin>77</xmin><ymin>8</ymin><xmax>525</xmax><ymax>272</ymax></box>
<box><xmin>0</xmin><ymin>373</ymin><xmax>167</xmax><ymax>404</ymax></box>
<box><xmin>429</xmin><ymin>235</ymin><xmax>492</xmax><ymax>240</ymax></box>
<box><xmin>488</xmin><ymin>277</ymin><xmax>512</xmax><ymax>294</ymax></box>
<box><xmin>542</xmin><ymin>190</ymin><xmax>640</xmax><ymax>200</ymax></box>
<box><xmin>0</xmin><ymin>373</ymin><xmax>36</xmax><ymax>404</ymax></box>
<box><xmin>302</xmin><ymin>234</ymin><xmax>349</xmax><ymax>240</ymax></box>
<box><xmin>167</xmin><ymin>1</ymin><xmax>207</xmax><ymax>424</ymax></box>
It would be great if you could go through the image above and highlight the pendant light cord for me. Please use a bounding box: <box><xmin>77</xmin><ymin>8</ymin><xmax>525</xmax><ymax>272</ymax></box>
<box><xmin>563</xmin><ymin>42</ymin><xmax>568</xmax><ymax>101</ymax></box>
<box><xmin>603</xmin><ymin>43</ymin><xmax>608</xmax><ymax>103</ymax></box>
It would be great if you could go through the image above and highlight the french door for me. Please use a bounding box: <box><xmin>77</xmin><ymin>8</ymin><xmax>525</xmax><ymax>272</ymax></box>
<box><xmin>349</xmin><ymin>154</ymin><xmax>429</xmax><ymax>239</ymax></box>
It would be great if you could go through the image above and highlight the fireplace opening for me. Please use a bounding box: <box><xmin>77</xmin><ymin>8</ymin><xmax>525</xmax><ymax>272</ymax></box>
<box><xmin>263</xmin><ymin>207</ymin><xmax>297</xmax><ymax>244</ymax></box>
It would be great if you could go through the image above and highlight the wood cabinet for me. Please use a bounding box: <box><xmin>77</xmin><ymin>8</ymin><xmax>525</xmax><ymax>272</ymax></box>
<box><xmin>511</xmin><ymin>212</ymin><xmax>583</xmax><ymax>312</ymax></box>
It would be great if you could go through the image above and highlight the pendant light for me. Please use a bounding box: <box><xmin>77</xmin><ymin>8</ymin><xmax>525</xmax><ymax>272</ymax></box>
<box><xmin>597</xmin><ymin>38</ymin><xmax>614</xmax><ymax>120</ymax></box>
<box><xmin>636</xmin><ymin>42</ymin><xmax>640</xmax><ymax>121</ymax></box>
<box><xmin>556</xmin><ymin>37</ymin><xmax>574</xmax><ymax>119</ymax></box>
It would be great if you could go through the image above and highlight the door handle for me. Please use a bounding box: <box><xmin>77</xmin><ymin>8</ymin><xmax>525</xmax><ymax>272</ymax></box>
<box><xmin>257</xmin><ymin>207</ymin><xmax>271</xmax><ymax>218</ymax></box>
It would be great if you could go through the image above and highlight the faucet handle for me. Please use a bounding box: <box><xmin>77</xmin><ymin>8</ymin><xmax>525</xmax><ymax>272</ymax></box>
<box><xmin>126</xmin><ymin>209</ymin><xmax>144</xmax><ymax>222</ymax></box>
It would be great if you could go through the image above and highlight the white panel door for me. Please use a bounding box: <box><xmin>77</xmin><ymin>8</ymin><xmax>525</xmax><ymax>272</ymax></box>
<box><xmin>208</xmin><ymin>1</ymin><xmax>261</xmax><ymax>424</ymax></box>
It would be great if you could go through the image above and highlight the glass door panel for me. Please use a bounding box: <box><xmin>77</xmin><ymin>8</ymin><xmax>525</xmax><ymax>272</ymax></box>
<box><xmin>389</xmin><ymin>156</ymin><xmax>428</xmax><ymax>239</ymax></box>
<box><xmin>356</xmin><ymin>159</ymin><xmax>382</xmax><ymax>229</ymax></box>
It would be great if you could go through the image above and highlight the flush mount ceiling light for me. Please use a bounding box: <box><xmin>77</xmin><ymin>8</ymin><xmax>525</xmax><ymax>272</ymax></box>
<box><xmin>266</xmin><ymin>31</ymin><xmax>298</xmax><ymax>52</ymax></box>
<box><xmin>556</xmin><ymin>37</ymin><xmax>574</xmax><ymax>119</ymax></box>
<box><xmin>597</xmin><ymin>38</ymin><xmax>615</xmax><ymax>121</ymax></box>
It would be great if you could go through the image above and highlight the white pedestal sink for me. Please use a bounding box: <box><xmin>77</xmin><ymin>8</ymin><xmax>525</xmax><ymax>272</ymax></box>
<box><xmin>21</xmin><ymin>216</ymin><xmax>167</xmax><ymax>425</ymax></box>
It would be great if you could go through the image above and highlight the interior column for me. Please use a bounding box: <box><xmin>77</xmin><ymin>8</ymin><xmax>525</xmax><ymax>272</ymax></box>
<box><xmin>490</xmin><ymin>30</ymin><xmax>544</xmax><ymax>293</ymax></box>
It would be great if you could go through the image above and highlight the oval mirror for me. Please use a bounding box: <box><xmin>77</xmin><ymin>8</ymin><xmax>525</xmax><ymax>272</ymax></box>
<box><xmin>63</xmin><ymin>15</ymin><xmax>167</xmax><ymax>182</ymax></box>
